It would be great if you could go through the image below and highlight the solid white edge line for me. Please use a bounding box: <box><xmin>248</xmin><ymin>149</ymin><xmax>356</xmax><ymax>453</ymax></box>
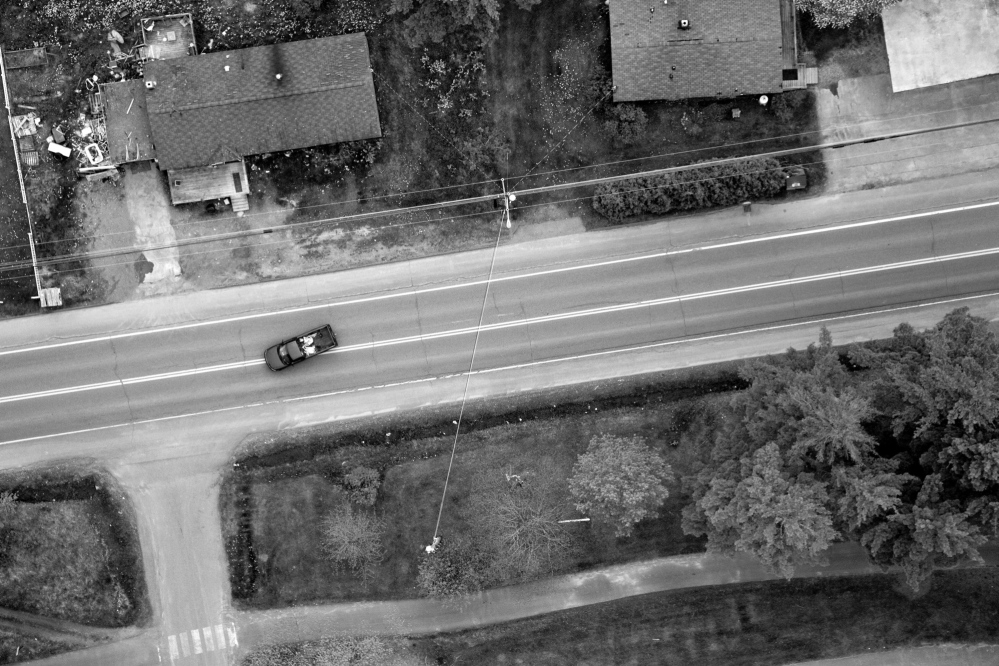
<box><xmin>2</xmin><ymin>198</ymin><xmax>997</xmax><ymax>358</ymax></box>
<box><xmin>3</xmin><ymin>289</ymin><xmax>999</xmax><ymax>447</ymax></box>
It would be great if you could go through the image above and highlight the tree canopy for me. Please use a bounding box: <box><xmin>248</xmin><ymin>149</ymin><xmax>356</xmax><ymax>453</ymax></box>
<box><xmin>796</xmin><ymin>0</ymin><xmax>900</xmax><ymax>29</ymax></box>
<box><xmin>684</xmin><ymin>309</ymin><xmax>999</xmax><ymax>589</ymax></box>
<box><xmin>569</xmin><ymin>435</ymin><xmax>673</xmax><ymax>538</ymax></box>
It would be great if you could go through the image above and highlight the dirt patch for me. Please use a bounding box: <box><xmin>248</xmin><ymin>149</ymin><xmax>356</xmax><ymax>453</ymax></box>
<box><xmin>71</xmin><ymin>178</ymin><xmax>141</xmax><ymax>302</ymax></box>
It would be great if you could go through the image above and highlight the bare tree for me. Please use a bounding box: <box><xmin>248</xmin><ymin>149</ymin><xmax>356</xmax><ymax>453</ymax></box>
<box><xmin>473</xmin><ymin>459</ymin><xmax>575</xmax><ymax>582</ymax></box>
<box><xmin>322</xmin><ymin>504</ymin><xmax>385</xmax><ymax>581</ymax></box>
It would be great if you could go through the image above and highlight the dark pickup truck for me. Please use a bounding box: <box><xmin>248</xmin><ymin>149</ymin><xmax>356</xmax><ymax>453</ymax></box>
<box><xmin>264</xmin><ymin>324</ymin><xmax>338</xmax><ymax>371</ymax></box>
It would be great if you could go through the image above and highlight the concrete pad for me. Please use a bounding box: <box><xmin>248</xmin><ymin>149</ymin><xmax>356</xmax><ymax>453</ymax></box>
<box><xmin>814</xmin><ymin>74</ymin><xmax>999</xmax><ymax>191</ymax></box>
<box><xmin>883</xmin><ymin>0</ymin><xmax>999</xmax><ymax>92</ymax></box>
<box><xmin>121</xmin><ymin>164</ymin><xmax>182</xmax><ymax>286</ymax></box>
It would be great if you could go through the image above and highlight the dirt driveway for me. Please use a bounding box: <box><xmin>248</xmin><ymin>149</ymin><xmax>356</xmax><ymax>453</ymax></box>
<box><xmin>121</xmin><ymin>164</ymin><xmax>182</xmax><ymax>295</ymax></box>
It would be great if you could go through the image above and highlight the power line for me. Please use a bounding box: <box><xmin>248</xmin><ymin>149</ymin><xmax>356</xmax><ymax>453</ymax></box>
<box><xmin>3</xmin><ymin>117</ymin><xmax>998</xmax><ymax>276</ymax></box>
<box><xmin>9</xmin><ymin>97</ymin><xmax>999</xmax><ymax>257</ymax></box>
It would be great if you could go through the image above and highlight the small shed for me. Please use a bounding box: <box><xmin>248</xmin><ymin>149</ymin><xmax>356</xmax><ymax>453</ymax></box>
<box><xmin>100</xmin><ymin>79</ymin><xmax>156</xmax><ymax>164</ymax></box>
<box><xmin>140</xmin><ymin>13</ymin><xmax>197</xmax><ymax>61</ymax></box>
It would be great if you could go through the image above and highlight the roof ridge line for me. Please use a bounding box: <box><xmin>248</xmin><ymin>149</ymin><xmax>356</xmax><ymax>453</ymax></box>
<box><xmin>150</xmin><ymin>79</ymin><xmax>367</xmax><ymax>114</ymax></box>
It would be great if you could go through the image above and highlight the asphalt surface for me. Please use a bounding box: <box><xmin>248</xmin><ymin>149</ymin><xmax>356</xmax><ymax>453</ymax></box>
<box><xmin>5</xmin><ymin>182</ymin><xmax>999</xmax><ymax>445</ymax></box>
<box><xmin>9</xmin><ymin>172</ymin><xmax>999</xmax><ymax>665</ymax></box>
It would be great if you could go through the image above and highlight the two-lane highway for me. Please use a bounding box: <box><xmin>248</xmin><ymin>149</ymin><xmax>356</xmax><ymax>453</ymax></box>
<box><xmin>4</xmin><ymin>200</ymin><xmax>999</xmax><ymax>445</ymax></box>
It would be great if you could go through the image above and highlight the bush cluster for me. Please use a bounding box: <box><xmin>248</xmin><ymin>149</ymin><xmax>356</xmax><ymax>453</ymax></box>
<box><xmin>592</xmin><ymin>157</ymin><xmax>787</xmax><ymax>222</ymax></box>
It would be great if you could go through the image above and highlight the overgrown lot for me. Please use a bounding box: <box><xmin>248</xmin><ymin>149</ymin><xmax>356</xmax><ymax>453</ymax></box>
<box><xmin>411</xmin><ymin>569</ymin><xmax>999</xmax><ymax>665</ymax></box>
<box><xmin>226</xmin><ymin>306</ymin><xmax>999</xmax><ymax>611</ymax></box>
<box><xmin>222</xmin><ymin>363</ymin><xmax>745</xmax><ymax>608</ymax></box>
<box><xmin>0</xmin><ymin>465</ymin><xmax>148</xmax><ymax>628</ymax></box>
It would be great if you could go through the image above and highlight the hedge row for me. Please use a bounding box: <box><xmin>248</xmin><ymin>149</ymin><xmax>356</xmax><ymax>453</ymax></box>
<box><xmin>592</xmin><ymin>157</ymin><xmax>787</xmax><ymax>222</ymax></box>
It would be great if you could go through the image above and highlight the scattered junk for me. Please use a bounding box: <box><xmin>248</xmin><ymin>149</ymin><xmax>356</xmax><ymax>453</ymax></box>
<box><xmin>82</xmin><ymin>143</ymin><xmax>104</xmax><ymax>165</ymax></box>
<box><xmin>785</xmin><ymin>166</ymin><xmax>808</xmax><ymax>191</ymax></box>
<box><xmin>47</xmin><ymin>141</ymin><xmax>72</xmax><ymax>158</ymax></box>
<box><xmin>731</xmin><ymin>108</ymin><xmax>742</xmax><ymax>119</ymax></box>
<box><xmin>11</xmin><ymin>113</ymin><xmax>41</xmax><ymax>166</ymax></box>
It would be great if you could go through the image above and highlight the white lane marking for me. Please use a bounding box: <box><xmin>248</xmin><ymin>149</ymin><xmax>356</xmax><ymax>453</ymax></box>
<box><xmin>226</xmin><ymin>625</ymin><xmax>239</xmax><ymax>648</ymax></box>
<box><xmin>2</xmin><ymin>244</ymin><xmax>997</xmax><ymax>406</ymax></box>
<box><xmin>0</xmin><ymin>360</ymin><xmax>263</xmax><ymax>404</ymax></box>
<box><xmin>214</xmin><ymin>624</ymin><xmax>225</xmax><ymax>649</ymax></box>
<box><xmin>2</xmin><ymin>198</ymin><xmax>996</xmax><ymax>359</ymax></box>
<box><xmin>3</xmin><ymin>290</ymin><xmax>998</xmax><ymax>448</ymax></box>
<box><xmin>190</xmin><ymin>629</ymin><xmax>202</xmax><ymax>654</ymax></box>
<box><xmin>167</xmin><ymin>635</ymin><xmax>179</xmax><ymax>662</ymax></box>
<box><xmin>179</xmin><ymin>632</ymin><xmax>190</xmax><ymax>658</ymax></box>
<box><xmin>202</xmin><ymin>626</ymin><xmax>215</xmax><ymax>652</ymax></box>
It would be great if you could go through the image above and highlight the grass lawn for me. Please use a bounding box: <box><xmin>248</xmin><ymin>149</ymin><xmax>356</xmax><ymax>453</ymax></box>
<box><xmin>223</xmin><ymin>365</ymin><xmax>745</xmax><ymax>609</ymax></box>
<box><xmin>412</xmin><ymin>569</ymin><xmax>999</xmax><ymax>665</ymax></box>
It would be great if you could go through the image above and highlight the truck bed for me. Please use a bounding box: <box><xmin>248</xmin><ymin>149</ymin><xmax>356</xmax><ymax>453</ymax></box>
<box><xmin>301</xmin><ymin>325</ymin><xmax>336</xmax><ymax>352</ymax></box>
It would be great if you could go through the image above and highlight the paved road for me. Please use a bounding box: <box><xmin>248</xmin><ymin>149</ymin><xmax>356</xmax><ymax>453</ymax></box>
<box><xmin>9</xmin><ymin>172</ymin><xmax>999</xmax><ymax>665</ymax></box>
<box><xmin>4</xmin><ymin>180</ymin><xmax>999</xmax><ymax>445</ymax></box>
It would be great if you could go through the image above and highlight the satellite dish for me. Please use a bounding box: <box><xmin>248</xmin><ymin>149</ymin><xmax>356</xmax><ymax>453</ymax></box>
<box><xmin>759</xmin><ymin>95</ymin><xmax>769</xmax><ymax>106</ymax></box>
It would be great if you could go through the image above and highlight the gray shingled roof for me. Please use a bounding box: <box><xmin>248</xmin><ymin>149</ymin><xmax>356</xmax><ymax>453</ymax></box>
<box><xmin>145</xmin><ymin>33</ymin><xmax>381</xmax><ymax>170</ymax></box>
<box><xmin>610</xmin><ymin>0</ymin><xmax>785</xmax><ymax>102</ymax></box>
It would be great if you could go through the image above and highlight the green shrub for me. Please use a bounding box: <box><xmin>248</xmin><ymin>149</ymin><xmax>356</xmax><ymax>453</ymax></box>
<box><xmin>592</xmin><ymin>157</ymin><xmax>788</xmax><ymax>222</ymax></box>
<box><xmin>343</xmin><ymin>466</ymin><xmax>381</xmax><ymax>507</ymax></box>
<box><xmin>769</xmin><ymin>90</ymin><xmax>810</xmax><ymax>123</ymax></box>
<box><xmin>603</xmin><ymin>104</ymin><xmax>648</xmax><ymax>146</ymax></box>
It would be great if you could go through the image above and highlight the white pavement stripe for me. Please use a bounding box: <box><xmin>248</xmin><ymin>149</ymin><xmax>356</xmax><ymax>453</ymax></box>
<box><xmin>2</xmin><ymin>198</ymin><xmax>996</xmax><ymax>359</ymax></box>
<box><xmin>4</xmin><ymin>289</ymin><xmax>998</xmax><ymax>448</ymax></box>
<box><xmin>168</xmin><ymin>635</ymin><xmax>179</xmax><ymax>662</ymax></box>
<box><xmin>190</xmin><ymin>629</ymin><xmax>202</xmax><ymax>654</ymax></box>
<box><xmin>202</xmin><ymin>626</ymin><xmax>215</xmax><ymax>652</ymax></box>
<box><xmin>179</xmin><ymin>632</ymin><xmax>190</xmax><ymax>658</ymax></box>
<box><xmin>3</xmin><ymin>244</ymin><xmax>998</xmax><ymax>407</ymax></box>
<box><xmin>226</xmin><ymin>624</ymin><xmax>239</xmax><ymax>648</ymax></box>
<box><xmin>215</xmin><ymin>624</ymin><xmax>226</xmax><ymax>650</ymax></box>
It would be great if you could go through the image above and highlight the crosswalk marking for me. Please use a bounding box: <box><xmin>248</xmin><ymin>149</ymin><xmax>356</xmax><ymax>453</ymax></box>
<box><xmin>202</xmin><ymin>626</ymin><xmax>215</xmax><ymax>652</ymax></box>
<box><xmin>165</xmin><ymin>622</ymin><xmax>238</xmax><ymax>662</ymax></box>
<box><xmin>168</xmin><ymin>635</ymin><xmax>179</xmax><ymax>661</ymax></box>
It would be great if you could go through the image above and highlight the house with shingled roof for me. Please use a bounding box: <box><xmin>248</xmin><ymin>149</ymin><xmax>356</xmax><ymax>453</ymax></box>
<box><xmin>98</xmin><ymin>31</ymin><xmax>381</xmax><ymax>213</ymax></box>
<box><xmin>609</xmin><ymin>0</ymin><xmax>814</xmax><ymax>102</ymax></box>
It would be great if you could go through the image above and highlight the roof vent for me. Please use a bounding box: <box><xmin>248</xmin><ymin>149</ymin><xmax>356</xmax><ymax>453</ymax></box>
<box><xmin>145</xmin><ymin>80</ymin><xmax>156</xmax><ymax>89</ymax></box>
<box><xmin>678</xmin><ymin>19</ymin><xmax>690</xmax><ymax>29</ymax></box>
<box><xmin>275</xmin><ymin>73</ymin><xmax>282</xmax><ymax>80</ymax></box>
<box><xmin>224</xmin><ymin>65</ymin><xmax>230</xmax><ymax>72</ymax></box>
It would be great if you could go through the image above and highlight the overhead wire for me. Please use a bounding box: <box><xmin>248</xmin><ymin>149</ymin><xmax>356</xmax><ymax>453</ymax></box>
<box><xmin>6</xmin><ymin>98</ymin><xmax>999</xmax><ymax>256</ymax></box>
<box><xmin>2</xmin><ymin>121</ymin><xmax>998</xmax><ymax>273</ymax></box>
<box><xmin>2</xmin><ymin>135</ymin><xmax>988</xmax><ymax>288</ymax></box>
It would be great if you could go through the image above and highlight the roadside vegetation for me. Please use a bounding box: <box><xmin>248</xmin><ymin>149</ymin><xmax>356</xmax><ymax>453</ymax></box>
<box><xmin>0</xmin><ymin>465</ymin><xmax>148</xmax><ymax>629</ymax></box>
<box><xmin>410</xmin><ymin>569</ymin><xmax>999</xmax><ymax>664</ymax></box>
<box><xmin>223</xmin><ymin>306</ymin><xmax>999</xmax><ymax>613</ymax></box>
<box><xmin>2</xmin><ymin>0</ymin><xmax>834</xmax><ymax>309</ymax></box>
<box><xmin>221</xmin><ymin>364</ymin><xmax>740</xmax><ymax>607</ymax></box>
